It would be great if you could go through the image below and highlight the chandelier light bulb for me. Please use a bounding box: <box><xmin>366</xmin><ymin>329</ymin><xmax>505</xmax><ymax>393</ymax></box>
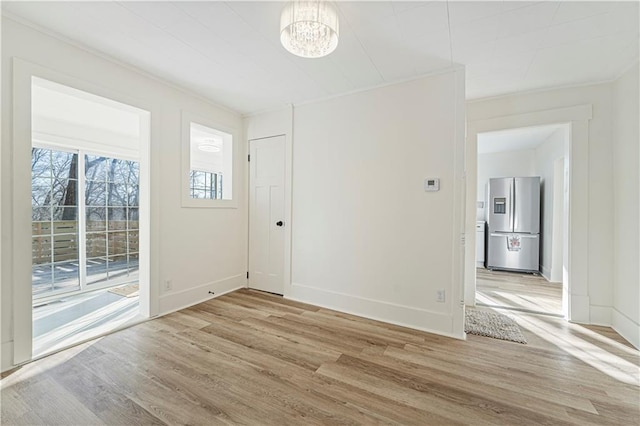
<box><xmin>280</xmin><ymin>1</ymin><xmax>339</xmax><ymax>59</ymax></box>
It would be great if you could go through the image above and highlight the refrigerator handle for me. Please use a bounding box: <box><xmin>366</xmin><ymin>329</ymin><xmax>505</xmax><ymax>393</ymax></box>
<box><xmin>510</xmin><ymin>179</ymin><xmax>515</xmax><ymax>231</ymax></box>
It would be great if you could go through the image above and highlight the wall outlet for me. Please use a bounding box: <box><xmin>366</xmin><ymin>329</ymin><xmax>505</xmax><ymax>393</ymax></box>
<box><xmin>436</xmin><ymin>289</ymin><xmax>446</xmax><ymax>303</ymax></box>
<box><xmin>164</xmin><ymin>279</ymin><xmax>172</xmax><ymax>292</ymax></box>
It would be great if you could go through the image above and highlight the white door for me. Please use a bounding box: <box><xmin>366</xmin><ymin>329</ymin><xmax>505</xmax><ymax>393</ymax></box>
<box><xmin>249</xmin><ymin>136</ymin><xmax>285</xmax><ymax>294</ymax></box>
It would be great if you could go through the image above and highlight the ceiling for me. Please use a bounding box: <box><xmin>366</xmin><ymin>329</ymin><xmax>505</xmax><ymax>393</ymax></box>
<box><xmin>3</xmin><ymin>1</ymin><xmax>638</xmax><ymax>115</ymax></box>
<box><xmin>477</xmin><ymin>123</ymin><xmax>565</xmax><ymax>154</ymax></box>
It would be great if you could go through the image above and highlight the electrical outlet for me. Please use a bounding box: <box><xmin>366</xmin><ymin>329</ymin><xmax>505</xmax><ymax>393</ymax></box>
<box><xmin>436</xmin><ymin>289</ymin><xmax>446</xmax><ymax>303</ymax></box>
<box><xmin>164</xmin><ymin>279</ymin><xmax>172</xmax><ymax>292</ymax></box>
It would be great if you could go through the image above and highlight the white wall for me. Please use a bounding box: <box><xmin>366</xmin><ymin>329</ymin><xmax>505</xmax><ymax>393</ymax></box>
<box><xmin>476</xmin><ymin>149</ymin><xmax>536</xmax><ymax>221</ymax></box>
<box><xmin>612</xmin><ymin>62</ymin><xmax>639</xmax><ymax>349</ymax></box>
<box><xmin>1</xmin><ymin>17</ymin><xmax>247</xmax><ymax>371</ymax></box>
<box><xmin>534</xmin><ymin>129</ymin><xmax>566</xmax><ymax>282</ymax></box>
<box><xmin>287</xmin><ymin>70</ymin><xmax>466</xmax><ymax>338</ymax></box>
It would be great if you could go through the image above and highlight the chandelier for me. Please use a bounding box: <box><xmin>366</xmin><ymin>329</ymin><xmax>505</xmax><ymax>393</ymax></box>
<box><xmin>280</xmin><ymin>1</ymin><xmax>339</xmax><ymax>58</ymax></box>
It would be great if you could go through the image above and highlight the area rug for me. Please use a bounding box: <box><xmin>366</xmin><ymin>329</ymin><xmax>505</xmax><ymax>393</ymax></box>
<box><xmin>465</xmin><ymin>308</ymin><xmax>527</xmax><ymax>344</ymax></box>
<box><xmin>108</xmin><ymin>284</ymin><xmax>139</xmax><ymax>298</ymax></box>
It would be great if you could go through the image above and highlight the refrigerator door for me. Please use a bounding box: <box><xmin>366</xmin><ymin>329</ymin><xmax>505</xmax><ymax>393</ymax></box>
<box><xmin>514</xmin><ymin>177</ymin><xmax>540</xmax><ymax>234</ymax></box>
<box><xmin>487</xmin><ymin>233</ymin><xmax>540</xmax><ymax>272</ymax></box>
<box><xmin>488</xmin><ymin>178</ymin><xmax>513</xmax><ymax>232</ymax></box>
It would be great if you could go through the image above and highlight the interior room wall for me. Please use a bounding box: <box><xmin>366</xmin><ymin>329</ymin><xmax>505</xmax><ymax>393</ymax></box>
<box><xmin>288</xmin><ymin>70</ymin><xmax>466</xmax><ymax>338</ymax></box>
<box><xmin>1</xmin><ymin>17</ymin><xmax>247</xmax><ymax>371</ymax></box>
<box><xmin>534</xmin><ymin>129</ymin><xmax>566</xmax><ymax>282</ymax></box>
<box><xmin>476</xmin><ymin>149</ymin><xmax>536</xmax><ymax>222</ymax></box>
<box><xmin>611</xmin><ymin>62</ymin><xmax>639</xmax><ymax>349</ymax></box>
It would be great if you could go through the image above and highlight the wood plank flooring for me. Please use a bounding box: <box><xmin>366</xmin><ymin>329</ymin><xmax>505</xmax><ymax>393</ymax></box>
<box><xmin>477</xmin><ymin>268</ymin><xmax>563</xmax><ymax>315</ymax></box>
<box><xmin>2</xmin><ymin>288</ymin><xmax>638</xmax><ymax>425</ymax></box>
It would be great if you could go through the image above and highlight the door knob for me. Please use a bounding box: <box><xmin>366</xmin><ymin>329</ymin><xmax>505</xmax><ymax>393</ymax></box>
<box><xmin>276</xmin><ymin>221</ymin><xmax>284</xmax><ymax>227</ymax></box>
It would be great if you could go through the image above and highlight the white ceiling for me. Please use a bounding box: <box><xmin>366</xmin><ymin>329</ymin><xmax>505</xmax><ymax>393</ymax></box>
<box><xmin>3</xmin><ymin>1</ymin><xmax>638</xmax><ymax>115</ymax></box>
<box><xmin>477</xmin><ymin>123</ymin><xmax>565</xmax><ymax>154</ymax></box>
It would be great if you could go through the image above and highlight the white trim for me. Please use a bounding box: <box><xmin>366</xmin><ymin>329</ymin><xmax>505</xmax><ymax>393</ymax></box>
<box><xmin>589</xmin><ymin>305</ymin><xmax>612</xmax><ymax>326</ymax></box>
<box><xmin>11</xmin><ymin>58</ymin><xmax>154</xmax><ymax>368</ymax></box>
<box><xmin>1</xmin><ymin>341</ymin><xmax>13</xmax><ymax>373</ymax></box>
<box><xmin>181</xmin><ymin>110</ymin><xmax>240</xmax><ymax>209</ymax></box>
<box><xmin>612</xmin><ymin>308</ymin><xmax>640</xmax><ymax>349</ymax></box>
<box><xmin>464</xmin><ymin>104</ymin><xmax>592</xmax><ymax>325</ymax></box>
<box><xmin>467</xmin><ymin>79</ymin><xmax>619</xmax><ymax>105</ymax></box>
<box><xmin>288</xmin><ymin>283</ymin><xmax>464</xmax><ymax>340</ymax></box>
<box><xmin>158</xmin><ymin>274</ymin><xmax>245</xmax><ymax>315</ymax></box>
<box><xmin>291</xmin><ymin>64</ymin><xmax>465</xmax><ymax>111</ymax></box>
<box><xmin>540</xmin><ymin>265</ymin><xmax>551</xmax><ymax>282</ymax></box>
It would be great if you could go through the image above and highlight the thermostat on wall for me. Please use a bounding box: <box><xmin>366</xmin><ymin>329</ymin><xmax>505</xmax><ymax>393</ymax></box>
<box><xmin>424</xmin><ymin>178</ymin><xmax>440</xmax><ymax>192</ymax></box>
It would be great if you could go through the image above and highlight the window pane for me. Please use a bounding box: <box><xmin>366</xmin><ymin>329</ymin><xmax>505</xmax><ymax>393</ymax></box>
<box><xmin>32</xmin><ymin>264</ymin><xmax>53</xmax><ymax>296</ymax></box>
<box><xmin>85</xmin><ymin>181</ymin><xmax>106</xmax><ymax>206</ymax></box>
<box><xmin>127</xmin><ymin>185</ymin><xmax>139</xmax><ymax>207</ymax></box>
<box><xmin>51</xmin><ymin>151</ymin><xmax>78</xmax><ymax>180</ymax></box>
<box><xmin>106</xmin><ymin>159</ymin><xmax>129</xmax><ymax>183</ymax></box>
<box><xmin>32</xmin><ymin>221</ymin><xmax>51</xmax><ymax>236</ymax></box>
<box><xmin>85</xmin><ymin>155</ymin><xmax>107</xmax><ymax>181</ymax></box>
<box><xmin>52</xmin><ymin>206</ymin><xmax>77</xmax><ymax>221</ymax></box>
<box><xmin>108</xmin><ymin>207</ymin><xmax>127</xmax><ymax>230</ymax></box>
<box><xmin>32</xmin><ymin>207</ymin><xmax>51</xmax><ymax>222</ymax></box>
<box><xmin>52</xmin><ymin>220</ymin><xmax>77</xmax><ymax>235</ymax></box>
<box><xmin>107</xmin><ymin>255</ymin><xmax>128</xmax><ymax>280</ymax></box>
<box><xmin>86</xmin><ymin>207</ymin><xmax>106</xmax><ymax>231</ymax></box>
<box><xmin>126</xmin><ymin>161</ymin><xmax>139</xmax><ymax>184</ymax></box>
<box><xmin>128</xmin><ymin>208</ymin><xmax>139</xmax><ymax>226</ymax></box>
<box><xmin>51</xmin><ymin>179</ymin><xmax>78</xmax><ymax>208</ymax></box>
<box><xmin>32</xmin><ymin>148</ymin><xmax>51</xmax><ymax>179</ymax></box>
<box><xmin>86</xmin><ymin>232</ymin><xmax>107</xmax><ymax>257</ymax></box>
<box><xmin>107</xmin><ymin>183</ymin><xmax>127</xmax><ymax>206</ymax></box>
<box><xmin>128</xmin><ymin>230</ymin><xmax>139</xmax><ymax>252</ymax></box>
<box><xmin>32</xmin><ymin>236</ymin><xmax>52</xmax><ymax>264</ymax></box>
<box><xmin>53</xmin><ymin>234</ymin><xmax>78</xmax><ymax>262</ymax></box>
<box><xmin>108</xmin><ymin>232</ymin><xmax>127</xmax><ymax>255</ymax></box>
<box><xmin>128</xmin><ymin>252</ymin><xmax>139</xmax><ymax>278</ymax></box>
<box><xmin>53</xmin><ymin>261</ymin><xmax>80</xmax><ymax>292</ymax></box>
<box><xmin>86</xmin><ymin>257</ymin><xmax>108</xmax><ymax>285</ymax></box>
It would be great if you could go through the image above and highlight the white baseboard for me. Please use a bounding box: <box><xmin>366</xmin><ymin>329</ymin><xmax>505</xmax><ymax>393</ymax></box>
<box><xmin>589</xmin><ymin>305</ymin><xmax>612</xmax><ymax>326</ymax></box>
<box><xmin>158</xmin><ymin>274</ymin><xmax>245</xmax><ymax>315</ymax></box>
<box><xmin>569</xmin><ymin>294</ymin><xmax>590</xmax><ymax>323</ymax></box>
<box><xmin>1</xmin><ymin>341</ymin><xmax>14</xmax><ymax>373</ymax></box>
<box><xmin>287</xmin><ymin>282</ymin><xmax>464</xmax><ymax>340</ymax></box>
<box><xmin>540</xmin><ymin>265</ymin><xmax>551</xmax><ymax>281</ymax></box>
<box><xmin>612</xmin><ymin>308</ymin><xmax>640</xmax><ymax>349</ymax></box>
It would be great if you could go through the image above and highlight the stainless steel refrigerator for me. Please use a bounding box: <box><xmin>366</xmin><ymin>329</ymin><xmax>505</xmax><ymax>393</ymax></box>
<box><xmin>486</xmin><ymin>177</ymin><xmax>540</xmax><ymax>273</ymax></box>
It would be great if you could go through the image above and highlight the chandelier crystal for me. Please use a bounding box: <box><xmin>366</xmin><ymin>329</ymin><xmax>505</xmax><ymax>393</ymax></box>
<box><xmin>280</xmin><ymin>1</ymin><xmax>339</xmax><ymax>58</ymax></box>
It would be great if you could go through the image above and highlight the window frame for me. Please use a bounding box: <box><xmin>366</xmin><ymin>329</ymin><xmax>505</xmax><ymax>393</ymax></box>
<box><xmin>181</xmin><ymin>110</ymin><xmax>238</xmax><ymax>208</ymax></box>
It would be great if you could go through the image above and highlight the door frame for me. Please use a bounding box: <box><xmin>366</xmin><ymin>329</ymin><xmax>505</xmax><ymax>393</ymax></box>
<box><xmin>247</xmin><ymin>134</ymin><xmax>293</xmax><ymax>296</ymax></box>
<box><xmin>11</xmin><ymin>59</ymin><xmax>154</xmax><ymax>365</ymax></box>
<box><xmin>464</xmin><ymin>104</ymin><xmax>592</xmax><ymax>323</ymax></box>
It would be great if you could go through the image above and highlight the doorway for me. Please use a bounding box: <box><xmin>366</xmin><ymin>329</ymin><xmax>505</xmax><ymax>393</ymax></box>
<box><xmin>474</xmin><ymin>124</ymin><xmax>568</xmax><ymax>317</ymax></box>
<box><xmin>248</xmin><ymin>135</ymin><xmax>286</xmax><ymax>295</ymax></box>
<box><xmin>27</xmin><ymin>76</ymin><xmax>150</xmax><ymax>358</ymax></box>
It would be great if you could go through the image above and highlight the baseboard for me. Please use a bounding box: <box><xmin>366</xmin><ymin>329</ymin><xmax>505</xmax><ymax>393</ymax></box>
<box><xmin>1</xmin><ymin>341</ymin><xmax>14</xmax><ymax>373</ymax></box>
<box><xmin>158</xmin><ymin>274</ymin><xmax>245</xmax><ymax>315</ymax></box>
<box><xmin>589</xmin><ymin>305</ymin><xmax>612</xmax><ymax>326</ymax></box>
<box><xmin>569</xmin><ymin>294</ymin><xmax>590</xmax><ymax>323</ymax></box>
<box><xmin>612</xmin><ymin>308</ymin><xmax>640</xmax><ymax>349</ymax></box>
<box><xmin>540</xmin><ymin>265</ymin><xmax>551</xmax><ymax>281</ymax></box>
<box><xmin>287</xmin><ymin>282</ymin><xmax>464</xmax><ymax>340</ymax></box>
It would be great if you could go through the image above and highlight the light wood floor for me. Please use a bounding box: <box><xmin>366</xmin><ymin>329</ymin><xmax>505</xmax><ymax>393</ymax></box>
<box><xmin>2</xmin><ymin>289</ymin><xmax>638</xmax><ymax>425</ymax></box>
<box><xmin>477</xmin><ymin>268</ymin><xmax>563</xmax><ymax>315</ymax></box>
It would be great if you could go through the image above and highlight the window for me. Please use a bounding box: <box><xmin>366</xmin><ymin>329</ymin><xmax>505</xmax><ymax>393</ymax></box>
<box><xmin>189</xmin><ymin>170</ymin><xmax>223</xmax><ymax>199</ymax></box>
<box><xmin>31</xmin><ymin>147</ymin><xmax>140</xmax><ymax>298</ymax></box>
<box><xmin>182</xmin><ymin>112</ymin><xmax>236</xmax><ymax>208</ymax></box>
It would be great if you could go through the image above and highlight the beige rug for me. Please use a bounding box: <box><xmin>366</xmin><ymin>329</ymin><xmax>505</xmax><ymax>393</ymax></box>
<box><xmin>108</xmin><ymin>284</ymin><xmax>139</xmax><ymax>298</ymax></box>
<box><xmin>465</xmin><ymin>308</ymin><xmax>527</xmax><ymax>344</ymax></box>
